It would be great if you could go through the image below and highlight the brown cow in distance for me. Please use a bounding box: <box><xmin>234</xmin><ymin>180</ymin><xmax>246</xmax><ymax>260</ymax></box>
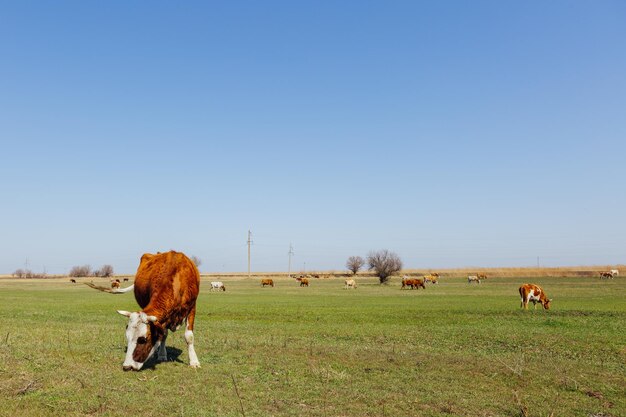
<box><xmin>402</xmin><ymin>277</ymin><xmax>425</xmax><ymax>290</ymax></box>
<box><xmin>299</xmin><ymin>278</ymin><xmax>309</xmax><ymax>287</ymax></box>
<box><xmin>519</xmin><ymin>283</ymin><xmax>552</xmax><ymax>310</ymax></box>
<box><xmin>85</xmin><ymin>250</ymin><xmax>201</xmax><ymax>371</ymax></box>
<box><xmin>111</xmin><ymin>279</ymin><xmax>121</xmax><ymax>289</ymax></box>
<box><xmin>599</xmin><ymin>271</ymin><xmax>614</xmax><ymax>279</ymax></box>
<box><xmin>261</xmin><ymin>279</ymin><xmax>274</xmax><ymax>287</ymax></box>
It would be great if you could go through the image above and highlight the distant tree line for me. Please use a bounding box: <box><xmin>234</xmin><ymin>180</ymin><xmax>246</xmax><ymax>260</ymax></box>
<box><xmin>68</xmin><ymin>264</ymin><xmax>114</xmax><ymax>278</ymax></box>
<box><xmin>12</xmin><ymin>269</ymin><xmax>47</xmax><ymax>279</ymax></box>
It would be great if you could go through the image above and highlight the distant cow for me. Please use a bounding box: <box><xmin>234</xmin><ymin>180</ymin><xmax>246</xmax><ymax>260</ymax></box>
<box><xmin>477</xmin><ymin>273</ymin><xmax>487</xmax><ymax>280</ymax></box>
<box><xmin>261</xmin><ymin>279</ymin><xmax>274</xmax><ymax>287</ymax></box>
<box><xmin>519</xmin><ymin>283</ymin><xmax>552</xmax><ymax>310</ymax></box>
<box><xmin>402</xmin><ymin>278</ymin><xmax>425</xmax><ymax>290</ymax></box>
<box><xmin>600</xmin><ymin>271</ymin><xmax>614</xmax><ymax>279</ymax></box>
<box><xmin>123</xmin><ymin>278</ymin><xmax>129</xmax><ymax>282</ymax></box>
<box><xmin>111</xmin><ymin>279</ymin><xmax>121</xmax><ymax>289</ymax></box>
<box><xmin>424</xmin><ymin>274</ymin><xmax>438</xmax><ymax>284</ymax></box>
<box><xmin>467</xmin><ymin>275</ymin><xmax>481</xmax><ymax>284</ymax></box>
<box><xmin>344</xmin><ymin>279</ymin><xmax>357</xmax><ymax>289</ymax></box>
<box><xmin>610</xmin><ymin>269</ymin><xmax>619</xmax><ymax>276</ymax></box>
<box><xmin>210</xmin><ymin>281</ymin><xmax>226</xmax><ymax>291</ymax></box>
<box><xmin>70</xmin><ymin>279</ymin><xmax>76</xmax><ymax>283</ymax></box>
<box><xmin>299</xmin><ymin>278</ymin><xmax>309</xmax><ymax>287</ymax></box>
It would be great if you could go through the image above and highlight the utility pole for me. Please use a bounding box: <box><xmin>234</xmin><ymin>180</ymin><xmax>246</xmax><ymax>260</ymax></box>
<box><xmin>247</xmin><ymin>230</ymin><xmax>253</xmax><ymax>278</ymax></box>
<box><xmin>288</xmin><ymin>243</ymin><xmax>294</xmax><ymax>278</ymax></box>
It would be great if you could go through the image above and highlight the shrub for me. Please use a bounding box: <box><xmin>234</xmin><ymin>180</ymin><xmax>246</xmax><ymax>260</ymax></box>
<box><xmin>191</xmin><ymin>256</ymin><xmax>202</xmax><ymax>267</ymax></box>
<box><xmin>346</xmin><ymin>256</ymin><xmax>365</xmax><ymax>275</ymax></box>
<box><xmin>367</xmin><ymin>250</ymin><xmax>403</xmax><ymax>284</ymax></box>
<box><xmin>69</xmin><ymin>265</ymin><xmax>92</xmax><ymax>277</ymax></box>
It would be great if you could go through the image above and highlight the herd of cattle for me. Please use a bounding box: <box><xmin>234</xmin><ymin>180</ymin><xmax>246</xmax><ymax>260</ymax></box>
<box><xmin>76</xmin><ymin>252</ymin><xmax>618</xmax><ymax>371</ymax></box>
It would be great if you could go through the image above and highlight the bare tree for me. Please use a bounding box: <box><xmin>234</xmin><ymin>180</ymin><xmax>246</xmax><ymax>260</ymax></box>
<box><xmin>367</xmin><ymin>250</ymin><xmax>403</xmax><ymax>284</ymax></box>
<box><xmin>93</xmin><ymin>269</ymin><xmax>102</xmax><ymax>277</ymax></box>
<box><xmin>346</xmin><ymin>256</ymin><xmax>365</xmax><ymax>275</ymax></box>
<box><xmin>69</xmin><ymin>265</ymin><xmax>92</xmax><ymax>278</ymax></box>
<box><xmin>13</xmin><ymin>269</ymin><xmax>25</xmax><ymax>278</ymax></box>
<box><xmin>191</xmin><ymin>256</ymin><xmax>202</xmax><ymax>268</ymax></box>
<box><xmin>100</xmin><ymin>265</ymin><xmax>114</xmax><ymax>277</ymax></box>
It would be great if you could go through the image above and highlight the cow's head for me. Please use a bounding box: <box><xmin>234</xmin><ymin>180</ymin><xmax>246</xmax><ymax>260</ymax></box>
<box><xmin>542</xmin><ymin>298</ymin><xmax>553</xmax><ymax>310</ymax></box>
<box><xmin>117</xmin><ymin>310</ymin><xmax>164</xmax><ymax>371</ymax></box>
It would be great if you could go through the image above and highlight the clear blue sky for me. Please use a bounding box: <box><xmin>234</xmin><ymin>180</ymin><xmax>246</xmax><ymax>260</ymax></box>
<box><xmin>1</xmin><ymin>1</ymin><xmax>625</xmax><ymax>274</ymax></box>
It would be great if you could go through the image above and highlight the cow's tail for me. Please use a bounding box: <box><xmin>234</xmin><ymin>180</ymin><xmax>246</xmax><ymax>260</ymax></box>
<box><xmin>84</xmin><ymin>282</ymin><xmax>135</xmax><ymax>294</ymax></box>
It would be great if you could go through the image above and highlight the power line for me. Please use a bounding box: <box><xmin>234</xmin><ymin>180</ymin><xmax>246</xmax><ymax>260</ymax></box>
<box><xmin>287</xmin><ymin>243</ymin><xmax>294</xmax><ymax>278</ymax></box>
<box><xmin>247</xmin><ymin>230</ymin><xmax>253</xmax><ymax>278</ymax></box>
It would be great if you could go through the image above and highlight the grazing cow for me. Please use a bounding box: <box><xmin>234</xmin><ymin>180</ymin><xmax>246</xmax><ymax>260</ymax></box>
<box><xmin>600</xmin><ymin>271</ymin><xmax>614</xmax><ymax>279</ymax></box>
<box><xmin>85</xmin><ymin>250</ymin><xmax>201</xmax><ymax>370</ymax></box>
<box><xmin>70</xmin><ymin>279</ymin><xmax>76</xmax><ymax>283</ymax></box>
<box><xmin>477</xmin><ymin>273</ymin><xmax>487</xmax><ymax>280</ymax></box>
<box><xmin>210</xmin><ymin>281</ymin><xmax>226</xmax><ymax>291</ymax></box>
<box><xmin>467</xmin><ymin>275</ymin><xmax>481</xmax><ymax>284</ymax></box>
<box><xmin>424</xmin><ymin>274</ymin><xmax>439</xmax><ymax>284</ymax></box>
<box><xmin>299</xmin><ymin>278</ymin><xmax>309</xmax><ymax>287</ymax></box>
<box><xmin>344</xmin><ymin>279</ymin><xmax>357</xmax><ymax>289</ymax></box>
<box><xmin>519</xmin><ymin>284</ymin><xmax>552</xmax><ymax>310</ymax></box>
<box><xmin>261</xmin><ymin>279</ymin><xmax>274</xmax><ymax>287</ymax></box>
<box><xmin>610</xmin><ymin>269</ymin><xmax>619</xmax><ymax>276</ymax></box>
<box><xmin>123</xmin><ymin>278</ymin><xmax>129</xmax><ymax>282</ymax></box>
<box><xmin>402</xmin><ymin>278</ymin><xmax>425</xmax><ymax>290</ymax></box>
<box><xmin>111</xmin><ymin>279</ymin><xmax>121</xmax><ymax>289</ymax></box>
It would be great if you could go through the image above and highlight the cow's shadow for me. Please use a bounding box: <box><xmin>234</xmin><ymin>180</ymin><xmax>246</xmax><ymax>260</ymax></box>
<box><xmin>141</xmin><ymin>346</ymin><xmax>184</xmax><ymax>371</ymax></box>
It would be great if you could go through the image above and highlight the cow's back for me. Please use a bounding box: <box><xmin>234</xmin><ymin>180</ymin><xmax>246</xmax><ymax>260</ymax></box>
<box><xmin>134</xmin><ymin>251</ymin><xmax>200</xmax><ymax>329</ymax></box>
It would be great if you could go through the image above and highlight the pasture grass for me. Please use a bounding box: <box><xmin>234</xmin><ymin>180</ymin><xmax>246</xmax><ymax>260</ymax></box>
<box><xmin>0</xmin><ymin>276</ymin><xmax>624</xmax><ymax>416</ymax></box>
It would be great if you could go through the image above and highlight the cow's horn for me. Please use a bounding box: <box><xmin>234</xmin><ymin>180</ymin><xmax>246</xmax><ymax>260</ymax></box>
<box><xmin>117</xmin><ymin>310</ymin><xmax>132</xmax><ymax>317</ymax></box>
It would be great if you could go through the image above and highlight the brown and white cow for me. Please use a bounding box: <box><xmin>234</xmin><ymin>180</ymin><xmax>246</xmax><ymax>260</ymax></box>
<box><xmin>600</xmin><ymin>271</ymin><xmax>614</xmax><ymax>279</ymax></box>
<box><xmin>518</xmin><ymin>284</ymin><xmax>552</xmax><ymax>310</ymax></box>
<box><xmin>261</xmin><ymin>279</ymin><xmax>274</xmax><ymax>287</ymax></box>
<box><xmin>86</xmin><ymin>251</ymin><xmax>201</xmax><ymax>371</ymax></box>
<box><xmin>467</xmin><ymin>275</ymin><xmax>481</xmax><ymax>284</ymax></box>
<box><xmin>477</xmin><ymin>273</ymin><xmax>487</xmax><ymax>280</ymax></box>
<box><xmin>111</xmin><ymin>279</ymin><xmax>121</xmax><ymax>289</ymax></box>
<box><xmin>299</xmin><ymin>278</ymin><xmax>309</xmax><ymax>287</ymax></box>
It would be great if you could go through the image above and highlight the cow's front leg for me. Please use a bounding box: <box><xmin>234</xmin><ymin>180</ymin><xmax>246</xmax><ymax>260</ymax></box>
<box><xmin>158</xmin><ymin>330</ymin><xmax>169</xmax><ymax>361</ymax></box>
<box><xmin>185</xmin><ymin>308</ymin><xmax>201</xmax><ymax>368</ymax></box>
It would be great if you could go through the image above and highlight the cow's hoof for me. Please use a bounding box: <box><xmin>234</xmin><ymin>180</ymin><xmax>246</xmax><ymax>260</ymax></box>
<box><xmin>189</xmin><ymin>362</ymin><xmax>201</xmax><ymax>369</ymax></box>
<box><xmin>158</xmin><ymin>356</ymin><xmax>169</xmax><ymax>362</ymax></box>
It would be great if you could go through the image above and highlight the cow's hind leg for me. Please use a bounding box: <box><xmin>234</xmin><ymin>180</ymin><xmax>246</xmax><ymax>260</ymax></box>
<box><xmin>157</xmin><ymin>329</ymin><xmax>169</xmax><ymax>361</ymax></box>
<box><xmin>185</xmin><ymin>307</ymin><xmax>201</xmax><ymax>368</ymax></box>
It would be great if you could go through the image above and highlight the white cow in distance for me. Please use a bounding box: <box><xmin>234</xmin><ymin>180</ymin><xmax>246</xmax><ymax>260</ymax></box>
<box><xmin>210</xmin><ymin>281</ymin><xmax>226</xmax><ymax>291</ymax></box>
<box><xmin>610</xmin><ymin>269</ymin><xmax>619</xmax><ymax>276</ymax></box>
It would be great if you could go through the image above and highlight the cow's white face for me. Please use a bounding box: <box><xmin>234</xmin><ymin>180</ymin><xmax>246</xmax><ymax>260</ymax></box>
<box><xmin>117</xmin><ymin>310</ymin><xmax>160</xmax><ymax>371</ymax></box>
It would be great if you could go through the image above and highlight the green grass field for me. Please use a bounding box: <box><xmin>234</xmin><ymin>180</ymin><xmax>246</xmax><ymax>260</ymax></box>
<box><xmin>0</xmin><ymin>276</ymin><xmax>624</xmax><ymax>417</ymax></box>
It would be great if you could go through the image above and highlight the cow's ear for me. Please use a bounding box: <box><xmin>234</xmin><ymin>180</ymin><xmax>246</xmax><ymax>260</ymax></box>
<box><xmin>117</xmin><ymin>310</ymin><xmax>132</xmax><ymax>317</ymax></box>
<box><xmin>146</xmin><ymin>315</ymin><xmax>158</xmax><ymax>323</ymax></box>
